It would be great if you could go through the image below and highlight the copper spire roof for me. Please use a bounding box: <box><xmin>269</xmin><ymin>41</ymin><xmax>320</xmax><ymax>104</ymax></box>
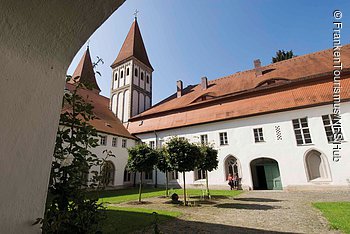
<box><xmin>111</xmin><ymin>19</ymin><xmax>153</xmax><ymax>70</ymax></box>
<box><xmin>69</xmin><ymin>47</ymin><xmax>101</xmax><ymax>92</ymax></box>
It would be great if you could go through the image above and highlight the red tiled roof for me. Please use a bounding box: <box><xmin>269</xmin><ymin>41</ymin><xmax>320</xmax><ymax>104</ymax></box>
<box><xmin>127</xmin><ymin>44</ymin><xmax>350</xmax><ymax>134</ymax></box>
<box><xmin>64</xmin><ymin>83</ymin><xmax>135</xmax><ymax>139</ymax></box>
<box><xmin>111</xmin><ymin>19</ymin><xmax>153</xmax><ymax>70</ymax></box>
<box><xmin>69</xmin><ymin>47</ymin><xmax>101</xmax><ymax>92</ymax></box>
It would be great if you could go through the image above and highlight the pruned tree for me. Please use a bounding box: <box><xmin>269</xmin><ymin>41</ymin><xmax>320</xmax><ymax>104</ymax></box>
<box><xmin>156</xmin><ymin>147</ymin><xmax>172</xmax><ymax>197</ymax></box>
<box><xmin>127</xmin><ymin>143</ymin><xmax>158</xmax><ymax>202</ymax></box>
<box><xmin>167</xmin><ymin>137</ymin><xmax>201</xmax><ymax>205</ymax></box>
<box><xmin>272</xmin><ymin>50</ymin><xmax>296</xmax><ymax>63</ymax></box>
<box><xmin>198</xmin><ymin>145</ymin><xmax>218</xmax><ymax>198</ymax></box>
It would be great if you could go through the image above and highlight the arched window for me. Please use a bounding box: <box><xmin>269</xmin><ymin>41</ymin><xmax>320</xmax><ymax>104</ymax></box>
<box><xmin>114</xmin><ymin>72</ymin><xmax>118</xmax><ymax>80</ymax></box>
<box><xmin>135</xmin><ymin>68</ymin><xmax>138</xmax><ymax>77</ymax></box>
<box><xmin>102</xmin><ymin>161</ymin><xmax>115</xmax><ymax>186</ymax></box>
<box><xmin>146</xmin><ymin>75</ymin><xmax>150</xmax><ymax>83</ymax></box>
<box><xmin>305</xmin><ymin>150</ymin><xmax>331</xmax><ymax>181</ymax></box>
<box><xmin>126</xmin><ymin>67</ymin><xmax>129</xmax><ymax>76</ymax></box>
<box><xmin>141</xmin><ymin>72</ymin><xmax>144</xmax><ymax>80</ymax></box>
<box><xmin>120</xmin><ymin>70</ymin><xmax>124</xmax><ymax>78</ymax></box>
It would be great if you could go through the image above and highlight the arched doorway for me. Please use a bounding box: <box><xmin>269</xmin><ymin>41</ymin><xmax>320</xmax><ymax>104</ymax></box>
<box><xmin>250</xmin><ymin>158</ymin><xmax>282</xmax><ymax>190</ymax></box>
<box><xmin>305</xmin><ymin>150</ymin><xmax>331</xmax><ymax>181</ymax></box>
<box><xmin>224</xmin><ymin>155</ymin><xmax>241</xmax><ymax>180</ymax></box>
<box><xmin>102</xmin><ymin>161</ymin><xmax>115</xmax><ymax>186</ymax></box>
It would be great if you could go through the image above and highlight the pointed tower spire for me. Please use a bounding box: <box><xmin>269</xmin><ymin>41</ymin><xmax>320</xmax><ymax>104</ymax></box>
<box><xmin>111</xmin><ymin>18</ymin><xmax>153</xmax><ymax>70</ymax></box>
<box><xmin>69</xmin><ymin>47</ymin><xmax>101</xmax><ymax>93</ymax></box>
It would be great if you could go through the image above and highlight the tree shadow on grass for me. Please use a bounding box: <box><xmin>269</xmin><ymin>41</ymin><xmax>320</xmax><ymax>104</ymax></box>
<box><xmin>101</xmin><ymin>208</ymin><xmax>179</xmax><ymax>233</ymax></box>
<box><xmin>215</xmin><ymin>203</ymin><xmax>280</xmax><ymax>210</ymax></box>
<box><xmin>234</xmin><ymin>197</ymin><xmax>282</xmax><ymax>202</ymax></box>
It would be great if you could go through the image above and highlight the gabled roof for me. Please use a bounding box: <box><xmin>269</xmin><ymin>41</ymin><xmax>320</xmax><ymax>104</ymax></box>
<box><xmin>111</xmin><ymin>19</ymin><xmax>153</xmax><ymax>70</ymax></box>
<box><xmin>127</xmin><ymin>44</ymin><xmax>350</xmax><ymax>134</ymax></box>
<box><xmin>64</xmin><ymin>83</ymin><xmax>136</xmax><ymax>139</ymax></box>
<box><xmin>69</xmin><ymin>47</ymin><xmax>101</xmax><ymax>92</ymax></box>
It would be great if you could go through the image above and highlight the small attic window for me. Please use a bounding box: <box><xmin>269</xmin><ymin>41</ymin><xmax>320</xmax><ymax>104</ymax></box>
<box><xmin>135</xmin><ymin>68</ymin><xmax>138</xmax><ymax>77</ymax></box>
<box><xmin>120</xmin><ymin>70</ymin><xmax>124</xmax><ymax>78</ymax></box>
<box><xmin>141</xmin><ymin>72</ymin><xmax>144</xmax><ymax>80</ymax></box>
<box><xmin>146</xmin><ymin>75</ymin><xmax>150</xmax><ymax>83</ymax></box>
<box><xmin>256</xmin><ymin>78</ymin><xmax>290</xmax><ymax>88</ymax></box>
<box><xmin>105</xmin><ymin>123</ymin><xmax>112</xmax><ymax>128</ymax></box>
<box><xmin>114</xmin><ymin>73</ymin><xmax>118</xmax><ymax>80</ymax></box>
<box><xmin>126</xmin><ymin>67</ymin><xmax>129</xmax><ymax>76</ymax></box>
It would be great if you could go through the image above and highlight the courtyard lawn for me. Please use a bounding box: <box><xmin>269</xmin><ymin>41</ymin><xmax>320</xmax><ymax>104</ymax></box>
<box><xmin>102</xmin><ymin>206</ymin><xmax>181</xmax><ymax>233</ymax></box>
<box><xmin>94</xmin><ymin>187</ymin><xmax>242</xmax><ymax>204</ymax></box>
<box><xmin>313</xmin><ymin>202</ymin><xmax>350</xmax><ymax>233</ymax></box>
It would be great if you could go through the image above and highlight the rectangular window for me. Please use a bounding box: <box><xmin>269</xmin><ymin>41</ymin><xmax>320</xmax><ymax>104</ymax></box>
<box><xmin>200</xmin><ymin>134</ymin><xmax>208</xmax><ymax>145</ymax></box>
<box><xmin>292</xmin><ymin>118</ymin><xmax>312</xmax><ymax>145</ymax></box>
<box><xmin>100</xmin><ymin>135</ymin><xmax>107</xmax><ymax>146</ymax></box>
<box><xmin>169</xmin><ymin>171</ymin><xmax>179</xmax><ymax>180</ymax></box>
<box><xmin>219</xmin><ymin>132</ymin><xmax>228</xmax><ymax>145</ymax></box>
<box><xmin>112</xmin><ymin>137</ymin><xmax>117</xmax><ymax>147</ymax></box>
<box><xmin>322</xmin><ymin>114</ymin><xmax>344</xmax><ymax>142</ymax></box>
<box><xmin>149</xmin><ymin>141</ymin><xmax>155</xmax><ymax>149</ymax></box>
<box><xmin>145</xmin><ymin>170</ymin><xmax>153</xmax><ymax>180</ymax></box>
<box><xmin>253</xmin><ymin>128</ymin><xmax>264</xmax><ymax>142</ymax></box>
<box><xmin>122</xmin><ymin>139</ymin><xmax>127</xmax><ymax>148</ymax></box>
<box><xmin>196</xmin><ymin>169</ymin><xmax>206</xmax><ymax>180</ymax></box>
<box><xmin>123</xmin><ymin>170</ymin><xmax>131</xmax><ymax>182</ymax></box>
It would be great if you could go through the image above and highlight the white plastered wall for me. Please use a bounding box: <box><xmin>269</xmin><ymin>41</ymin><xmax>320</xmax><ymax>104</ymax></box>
<box><xmin>136</xmin><ymin>103</ymin><xmax>350</xmax><ymax>190</ymax></box>
<box><xmin>0</xmin><ymin>1</ymin><xmax>124</xmax><ymax>232</ymax></box>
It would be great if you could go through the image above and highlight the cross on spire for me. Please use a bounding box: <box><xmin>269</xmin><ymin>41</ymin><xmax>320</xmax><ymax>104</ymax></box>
<box><xmin>133</xmin><ymin>9</ymin><xmax>139</xmax><ymax>19</ymax></box>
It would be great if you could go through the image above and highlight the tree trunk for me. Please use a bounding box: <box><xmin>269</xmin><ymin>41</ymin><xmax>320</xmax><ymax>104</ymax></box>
<box><xmin>165</xmin><ymin>170</ymin><xmax>169</xmax><ymax>197</ymax></box>
<box><xmin>206</xmin><ymin>170</ymin><xmax>211</xmax><ymax>199</ymax></box>
<box><xmin>154</xmin><ymin>168</ymin><xmax>158</xmax><ymax>188</ymax></box>
<box><xmin>183</xmin><ymin>172</ymin><xmax>187</xmax><ymax>206</ymax></box>
<box><xmin>138</xmin><ymin>171</ymin><xmax>143</xmax><ymax>202</ymax></box>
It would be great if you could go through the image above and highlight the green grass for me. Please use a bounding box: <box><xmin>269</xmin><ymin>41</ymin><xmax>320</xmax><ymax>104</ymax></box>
<box><xmin>313</xmin><ymin>202</ymin><xmax>350</xmax><ymax>233</ymax></box>
<box><xmin>95</xmin><ymin>187</ymin><xmax>242</xmax><ymax>204</ymax></box>
<box><xmin>102</xmin><ymin>206</ymin><xmax>181</xmax><ymax>233</ymax></box>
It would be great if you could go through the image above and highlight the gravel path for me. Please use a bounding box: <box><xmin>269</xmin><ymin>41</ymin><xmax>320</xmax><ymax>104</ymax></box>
<box><xmin>115</xmin><ymin>190</ymin><xmax>350</xmax><ymax>233</ymax></box>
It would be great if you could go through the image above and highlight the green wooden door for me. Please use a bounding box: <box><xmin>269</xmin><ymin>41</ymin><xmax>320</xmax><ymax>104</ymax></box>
<box><xmin>264</xmin><ymin>164</ymin><xmax>282</xmax><ymax>190</ymax></box>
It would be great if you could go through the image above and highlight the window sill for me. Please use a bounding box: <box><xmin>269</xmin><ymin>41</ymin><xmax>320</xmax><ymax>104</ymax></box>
<box><xmin>255</xmin><ymin>141</ymin><xmax>266</xmax><ymax>143</ymax></box>
<box><xmin>297</xmin><ymin>143</ymin><xmax>314</xmax><ymax>146</ymax></box>
<box><xmin>220</xmin><ymin>144</ymin><xmax>229</xmax><ymax>147</ymax></box>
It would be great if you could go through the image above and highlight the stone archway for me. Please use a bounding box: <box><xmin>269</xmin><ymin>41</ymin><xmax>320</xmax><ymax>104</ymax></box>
<box><xmin>250</xmin><ymin>158</ymin><xmax>282</xmax><ymax>190</ymax></box>
<box><xmin>102</xmin><ymin>161</ymin><xmax>115</xmax><ymax>186</ymax></box>
<box><xmin>304</xmin><ymin>150</ymin><xmax>331</xmax><ymax>182</ymax></box>
<box><xmin>0</xmin><ymin>2</ymin><xmax>124</xmax><ymax>232</ymax></box>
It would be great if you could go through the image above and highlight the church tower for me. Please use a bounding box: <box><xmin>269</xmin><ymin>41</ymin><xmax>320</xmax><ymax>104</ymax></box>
<box><xmin>110</xmin><ymin>17</ymin><xmax>153</xmax><ymax>123</ymax></box>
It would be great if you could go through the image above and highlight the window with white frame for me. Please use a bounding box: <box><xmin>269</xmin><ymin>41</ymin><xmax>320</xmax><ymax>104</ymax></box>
<box><xmin>200</xmin><ymin>134</ymin><xmax>208</xmax><ymax>145</ymax></box>
<box><xmin>100</xmin><ymin>135</ymin><xmax>107</xmax><ymax>146</ymax></box>
<box><xmin>169</xmin><ymin>171</ymin><xmax>179</xmax><ymax>180</ymax></box>
<box><xmin>195</xmin><ymin>169</ymin><xmax>206</xmax><ymax>180</ymax></box>
<box><xmin>112</xmin><ymin>137</ymin><xmax>117</xmax><ymax>147</ymax></box>
<box><xmin>149</xmin><ymin>141</ymin><xmax>155</xmax><ymax>149</ymax></box>
<box><xmin>122</xmin><ymin>139</ymin><xmax>127</xmax><ymax>148</ymax></box>
<box><xmin>322</xmin><ymin>114</ymin><xmax>344</xmax><ymax>142</ymax></box>
<box><xmin>219</xmin><ymin>132</ymin><xmax>228</xmax><ymax>145</ymax></box>
<box><xmin>292</xmin><ymin>118</ymin><xmax>312</xmax><ymax>145</ymax></box>
<box><xmin>253</xmin><ymin>128</ymin><xmax>264</xmax><ymax>142</ymax></box>
<box><xmin>145</xmin><ymin>170</ymin><xmax>153</xmax><ymax>180</ymax></box>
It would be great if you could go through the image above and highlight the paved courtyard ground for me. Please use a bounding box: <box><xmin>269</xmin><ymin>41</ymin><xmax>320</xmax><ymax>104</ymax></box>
<box><xmin>113</xmin><ymin>190</ymin><xmax>350</xmax><ymax>233</ymax></box>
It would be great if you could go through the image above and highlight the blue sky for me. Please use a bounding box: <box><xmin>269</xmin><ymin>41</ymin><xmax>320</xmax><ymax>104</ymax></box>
<box><xmin>67</xmin><ymin>0</ymin><xmax>350</xmax><ymax>104</ymax></box>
